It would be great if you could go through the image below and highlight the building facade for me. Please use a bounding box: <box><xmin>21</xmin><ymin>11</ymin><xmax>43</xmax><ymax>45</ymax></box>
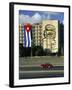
<box><xmin>19</xmin><ymin>20</ymin><xmax>60</xmax><ymax>54</ymax></box>
<box><xmin>32</xmin><ymin>20</ymin><xmax>59</xmax><ymax>53</ymax></box>
<box><xmin>19</xmin><ymin>24</ymin><xmax>24</xmax><ymax>45</ymax></box>
<box><xmin>32</xmin><ymin>23</ymin><xmax>42</xmax><ymax>46</ymax></box>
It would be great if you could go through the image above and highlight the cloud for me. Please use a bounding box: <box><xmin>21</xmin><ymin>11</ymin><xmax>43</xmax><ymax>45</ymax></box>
<box><xmin>19</xmin><ymin>11</ymin><xmax>63</xmax><ymax>24</ymax></box>
<box><xmin>19</xmin><ymin>14</ymin><xmax>31</xmax><ymax>24</ymax></box>
<box><xmin>61</xmin><ymin>20</ymin><xmax>64</xmax><ymax>24</ymax></box>
<box><xmin>41</xmin><ymin>12</ymin><xmax>51</xmax><ymax>20</ymax></box>
<box><xmin>62</xmin><ymin>20</ymin><xmax>64</xmax><ymax>24</ymax></box>
<box><xmin>19</xmin><ymin>13</ymin><xmax>42</xmax><ymax>24</ymax></box>
<box><xmin>42</xmin><ymin>12</ymin><xmax>60</xmax><ymax>20</ymax></box>
<box><xmin>46</xmin><ymin>14</ymin><xmax>51</xmax><ymax>19</ymax></box>
<box><xmin>44</xmin><ymin>12</ymin><xmax>60</xmax><ymax>15</ymax></box>
<box><xmin>31</xmin><ymin>13</ymin><xmax>42</xmax><ymax>24</ymax></box>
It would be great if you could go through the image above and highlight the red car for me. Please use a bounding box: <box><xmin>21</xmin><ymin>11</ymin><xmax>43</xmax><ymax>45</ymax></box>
<box><xmin>41</xmin><ymin>63</ymin><xmax>54</xmax><ymax>69</ymax></box>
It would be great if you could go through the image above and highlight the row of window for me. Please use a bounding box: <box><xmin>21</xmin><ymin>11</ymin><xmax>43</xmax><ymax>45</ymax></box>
<box><xmin>32</xmin><ymin>29</ymin><xmax>42</xmax><ymax>32</ymax></box>
<box><xmin>32</xmin><ymin>32</ymin><xmax>42</xmax><ymax>35</ymax></box>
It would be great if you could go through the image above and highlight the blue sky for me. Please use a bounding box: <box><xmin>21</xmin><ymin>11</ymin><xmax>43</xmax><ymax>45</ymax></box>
<box><xmin>19</xmin><ymin>10</ymin><xmax>64</xmax><ymax>24</ymax></box>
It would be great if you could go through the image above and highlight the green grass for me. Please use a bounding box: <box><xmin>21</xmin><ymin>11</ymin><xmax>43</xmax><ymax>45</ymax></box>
<box><xmin>19</xmin><ymin>56</ymin><xmax>64</xmax><ymax>66</ymax></box>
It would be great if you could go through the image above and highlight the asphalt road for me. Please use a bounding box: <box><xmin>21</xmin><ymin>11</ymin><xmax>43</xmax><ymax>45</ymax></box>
<box><xmin>19</xmin><ymin>66</ymin><xmax>64</xmax><ymax>71</ymax></box>
<box><xmin>19</xmin><ymin>70</ymin><xmax>64</xmax><ymax>79</ymax></box>
<box><xmin>19</xmin><ymin>66</ymin><xmax>64</xmax><ymax>79</ymax></box>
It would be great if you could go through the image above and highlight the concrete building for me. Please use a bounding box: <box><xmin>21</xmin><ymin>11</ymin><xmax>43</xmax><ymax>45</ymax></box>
<box><xmin>19</xmin><ymin>19</ymin><xmax>64</xmax><ymax>56</ymax></box>
<box><xmin>32</xmin><ymin>23</ymin><xmax>42</xmax><ymax>46</ymax></box>
<box><xmin>32</xmin><ymin>20</ymin><xmax>59</xmax><ymax>53</ymax></box>
<box><xmin>19</xmin><ymin>24</ymin><xmax>23</xmax><ymax>45</ymax></box>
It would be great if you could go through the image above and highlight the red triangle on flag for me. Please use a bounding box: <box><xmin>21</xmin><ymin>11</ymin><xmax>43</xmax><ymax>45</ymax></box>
<box><xmin>24</xmin><ymin>24</ymin><xmax>32</xmax><ymax>32</ymax></box>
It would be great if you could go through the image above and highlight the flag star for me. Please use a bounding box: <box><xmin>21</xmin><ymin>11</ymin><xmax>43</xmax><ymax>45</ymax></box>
<box><xmin>27</xmin><ymin>27</ymin><xmax>29</xmax><ymax>30</ymax></box>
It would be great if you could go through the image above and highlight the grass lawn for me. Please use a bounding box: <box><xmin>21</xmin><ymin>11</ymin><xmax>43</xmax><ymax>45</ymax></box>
<box><xmin>19</xmin><ymin>56</ymin><xmax>64</xmax><ymax>66</ymax></box>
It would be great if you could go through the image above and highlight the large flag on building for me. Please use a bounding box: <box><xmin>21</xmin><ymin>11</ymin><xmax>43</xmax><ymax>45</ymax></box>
<box><xmin>23</xmin><ymin>24</ymin><xmax>32</xmax><ymax>47</ymax></box>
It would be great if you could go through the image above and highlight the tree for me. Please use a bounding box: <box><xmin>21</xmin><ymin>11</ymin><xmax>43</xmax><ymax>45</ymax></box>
<box><xmin>32</xmin><ymin>46</ymin><xmax>43</xmax><ymax>56</ymax></box>
<box><xmin>59</xmin><ymin>23</ymin><xmax>64</xmax><ymax>55</ymax></box>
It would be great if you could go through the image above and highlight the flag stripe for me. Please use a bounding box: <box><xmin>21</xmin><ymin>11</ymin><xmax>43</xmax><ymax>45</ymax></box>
<box><xmin>29</xmin><ymin>30</ymin><xmax>31</xmax><ymax>47</ymax></box>
<box><xmin>25</xmin><ymin>30</ymin><xmax>28</xmax><ymax>47</ymax></box>
<box><xmin>24</xmin><ymin>28</ymin><xmax>26</xmax><ymax>47</ymax></box>
<box><xmin>27</xmin><ymin>32</ymin><xmax>30</xmax><ymax>47</ymax></box>
<box><xmin>27</xmin><ymin>31</ymin><xmax>31</xmax><ymax>47</ymax></box>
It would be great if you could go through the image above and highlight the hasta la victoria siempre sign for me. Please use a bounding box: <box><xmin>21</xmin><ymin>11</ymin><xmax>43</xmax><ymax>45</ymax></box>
<box><xmin>44</xmin><ymin>24</ymin><xmax>56</xmax><ymax>38</ymax></box>
<box><xmin>43</xmin><ymin>24</ymin><xmax>56</xmax><ymax>52</ymax></box>
<box><xmin>42</xmin><ymin>20</ymin><xmax>59</xmax><ymax>53</ymax></box>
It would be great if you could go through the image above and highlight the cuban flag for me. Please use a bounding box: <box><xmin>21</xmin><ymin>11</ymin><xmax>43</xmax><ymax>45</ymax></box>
<box><xmin>23</xmin><ymin>24</ymin><xmax>32</xmax><ymax>47</ymax></box>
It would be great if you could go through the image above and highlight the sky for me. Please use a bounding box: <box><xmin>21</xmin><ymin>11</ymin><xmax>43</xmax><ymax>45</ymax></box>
<box><xmin>19</xmin><ymin>10</ymin><xmax>64</xmax><ymax>25</ymax></box>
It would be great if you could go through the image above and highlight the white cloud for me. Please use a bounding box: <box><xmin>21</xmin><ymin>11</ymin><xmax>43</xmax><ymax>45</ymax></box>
<box><xmin>19</xmin><ymin>13</ymin><xmax>42</xmax><ymax>24</ymax></box>
<box><xmin>31</xmin><ymin>13</ymin><xmax>42</xmax><ymax>24</ymax></box>
<box><xmin>46</xmin><ymin>14</ymin><xmax>51</xmax><ymax>19</ymax></box>
<box><xmin>61</xmin><ymin>20</ymin><xmax>64</xmax><ymax>24</ymax></box>
<box><xmin>63</xmin><ymin>20</ymin><xmax>64</xmax><ymax>24</ymax></box>
<box><xmin>44</xmin><ymin>12</ymin><xmax>60</xmax><ymax>15</ymax></box>
<box><xmin>42</xmin><ymin>14</ymin><xmax>51</xmax><ymax>20</ymax></box>
<box><xmin>42</xmin><ymin>14</ymin><xmax>46</xmax><ymax>19</ymax></box>
<box><xmin>19</xmin><ymin>14</ymin><xmax>31</xmax><ymax>24</ymax></box>
<box><xmin>42</xmin><ymin>12</ymin><xmax>60</xmax><ymax>20</ymax></box>
<box><xmin>41</xmin><ymin>12</ymin><xmax>51</xmax><ymax>20</ymax></box>
<box><xmin>19</xmin><ymin>12</ymin><xmax>63</xmax><ymax>24</ymax></box>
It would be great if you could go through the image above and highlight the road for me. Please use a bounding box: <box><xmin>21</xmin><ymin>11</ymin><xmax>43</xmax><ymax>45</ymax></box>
<box><xmin>19</xmin><ymin>69</ymin><xmax>64</xmax><ymax>79</ymax></box>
